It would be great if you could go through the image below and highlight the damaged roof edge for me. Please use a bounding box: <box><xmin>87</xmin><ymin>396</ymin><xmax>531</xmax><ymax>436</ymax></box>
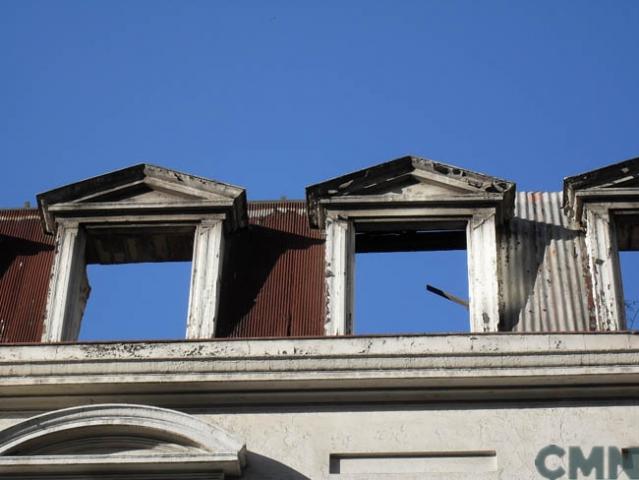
<box><xmin>305</xmin><ymin>155</ymin><xmax>516</xmax><ymax>228</ymax></box>
<box><xmin>36</xmin><ymin>163</ymin><xmax>248</xmax><ymax>234</ymax></box>
<box><xmin>563</xmin><ymin>155</ymin><xmax>639</xmax><ymax>221</ymax></box>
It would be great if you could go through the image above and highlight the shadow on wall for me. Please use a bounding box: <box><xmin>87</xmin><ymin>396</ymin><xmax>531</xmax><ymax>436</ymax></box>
<box><xmin>217</xmin><ymin>224</ymin><xmax>324</xmax><ymax>337</ymax></box>
<box><xmin>0</xmin><ymin>235</ymin><xmax>53</xmax><ymax>280</ymax></box>
<box><xmin>499</xmin><ymin>217</ymin><xmax>587</xmax><ymax>332</ymax></box>
<box><xmin>241</xmin><ymin>451</ymin><xmax>311</xmax><ymax>480</ymax></box>
<box><xmin>0</xmin><ymin>234</ymin><xmax>54</xmax><ymax>342</ymax></box>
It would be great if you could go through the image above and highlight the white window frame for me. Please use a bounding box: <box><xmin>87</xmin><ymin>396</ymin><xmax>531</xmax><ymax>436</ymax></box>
<box><xmin>581</xmin><ymin>199</ymin><xmax>639</xmax><ymax>331</ymax></box>
<box><xmin>38</xmin><ymin>165</ymin><xmax>246</xmax><ymax>343</ymax></box>
<box><xmin>43</xmin><ymin>213</ymin><xmax>226</xmax><ymax>342</ymax></box>
<box><xmin>322</xmin><ymin>203</ymin><xmax>502</xmax><ymax>335</ymax></box>
<box><xmin>563</xmin><ymin>159</ymin><xmax>639</xmax><ymax>331</ymax></box>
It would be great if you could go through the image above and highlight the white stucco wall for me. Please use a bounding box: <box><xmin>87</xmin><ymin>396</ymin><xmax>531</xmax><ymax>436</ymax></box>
<box><xmin>1</xmin><ymin>334</ymin><xmax>638</xmax><ymax>479</ymax></box>
<box><xmin>0</xmin><ymin>404</ymin><xmax>637</xmax><ymax>479</ymax></box>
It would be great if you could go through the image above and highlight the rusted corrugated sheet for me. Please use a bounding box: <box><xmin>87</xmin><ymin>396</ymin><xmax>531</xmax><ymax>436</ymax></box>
<box><xmin>0</xmin><ymin>209</ymin><xmax>54</xmax><ymax>342</ymax></box>
<box><xmin>500</xmin><ymin>192</ymin><xmax>592</xmax><ymax>332</ymax></box>
<box><xmin>0</xmin><ymin>196</ymin><xmax>596</xmax><ymax>340</ymax></box>
<box><xmin>216</xmin><ymin>201</ymin><xmax>325</xmax><ymax>337</ymax></box>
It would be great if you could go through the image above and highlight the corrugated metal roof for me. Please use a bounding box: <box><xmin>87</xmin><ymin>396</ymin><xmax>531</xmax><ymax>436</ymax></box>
<box><xmin>216</xmin><ymin>201</ymin><xmax>325</xmax><ymax>337</ymax></box>
<box><xmin>0</xmin><ymin>209</ymin><xmax>54</xmax><ymax>343</ymax></box>
<box><xmin>0</xmin><ymin>195</ymin><xmax>597</xmax><ymax>341</ymax></box>
<box><xmin>500</xmin><ymin>192</ymin><xmax>592</xmax><ymax>332</ymax></box>
<box><xmin>0</xmin><ymin>203</ymin><xmax>326</xmax><ymax>342</ymax></box>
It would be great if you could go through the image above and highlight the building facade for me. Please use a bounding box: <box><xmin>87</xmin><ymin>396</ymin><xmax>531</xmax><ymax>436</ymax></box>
<box><xmin>0</xmin><ymin>155</ymin><xmax>638</xmax><ymax>479</ymax></box>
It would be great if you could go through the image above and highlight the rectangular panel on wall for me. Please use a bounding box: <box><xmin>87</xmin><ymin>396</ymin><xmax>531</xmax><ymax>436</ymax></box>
<box><xmin>329</xmin><ymin>451</ymin><xmax>497</xmax><ymax>478</ymax></box>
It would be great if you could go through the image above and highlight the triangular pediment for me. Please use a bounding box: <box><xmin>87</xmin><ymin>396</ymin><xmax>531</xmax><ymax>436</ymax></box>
<box><xmin>306</xmin><ymin>156</ymin><xmax>515</xmax><ymax>227</ymax></box>
<box><xmin>564</xmin><ymin>156</ymin><xmax>639</xmax><ymax>191</ymax></box>
<box><xmin>564</xmin><ymin>156</ymin><xmax>639</xmax><ymax>221</ymax></box>
<box><xmin>37</xmin><ymin>164</ymin><xmax>247</xmax><ymax>233</ymax></box>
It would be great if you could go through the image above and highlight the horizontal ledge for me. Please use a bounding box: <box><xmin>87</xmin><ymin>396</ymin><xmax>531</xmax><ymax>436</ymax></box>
<box><xmin>319</xmin><ymin>194</ymin><xmax>504</xmax><ymax>207</ymax></box>
<box><xmin>49</xmin><ymin>201</ymin><xmax>236</xmax><ymax>213</ymax></box>
<box><xmin>320</xmin><ymin>193</ymin><xmax>506</xmax><ymax>202</ymax></box>
<box><xmin>575</xmin><ymin>188</ymin><xmax>639</xmax><ymax>199</ymax></box>
<box><xmin>0</xmin><ymin>453</ymin><xmax>238</xmax><ymax>475</ymax></box>
<box><xmin>0</xmin><ymin>334</ymin><xmax>638</xmax><ymax>407</ymax></box>
<box><xmin>2</xmin><ymin>332</ymin><xmax>638</xmax><ymax>360</ymax></box>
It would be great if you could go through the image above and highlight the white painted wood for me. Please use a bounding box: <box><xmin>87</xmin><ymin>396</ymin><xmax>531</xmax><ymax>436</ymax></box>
<box><xmin>319</xmin><ymin>193</ymin><xmax>505</xmax><ymax>207</ymax></box>
<box><xmin>322</xmin><ymin>206</ymin><xmax>502</xmax><ymax>335</ymax></box>
<box><xmin>187</xmin><ymin>220</ymin><xmax>225</xmax><ymax>339</ymax></box>
<box><xmin>42</xmin><ymin>223</ymin><xmax>88</xmax><ymax>342</ymax></box>
<box><xmin>584</xmin><ymin>206</ymin><xmax>625</xmax><ymax>330</ymax></box>
<box><xmin>324</xmin><ymin>217</ymin><xmax>354</xmax><ymax>335</ymax></box>
<box><xmin>467</xmin><ymin>212</ymin><xmax>501</xmax><ymax>332</ymax></box>
<box><xmin>41</xmin><ymin>216</ymin><xmax>229</xmax><ymax>343</ymax></box>
<box><xmin>49</xmin><ymin>201</ymin><xmax>235</xmax><ymax>213</ymax></box>
<box><xmin>319</xmin><ymin>206</ymin><xmax>496</xmax><ymax>220</ymax></box>
<box><xmin>345</xmin><ymin>220</ymin><xmax>356</xmax><ymax>334</ymax></box>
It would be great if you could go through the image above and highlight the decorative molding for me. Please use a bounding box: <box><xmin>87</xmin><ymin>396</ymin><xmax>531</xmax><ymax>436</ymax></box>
<box><xmin>307</xmin><ymin>157</ymin><xmax>515</xmax><ymax>335</ymax></box>
<box><xmin>37</xmin><ymin>165</ymin><xmax>247</xmax><ymax>342</ymax></box>
<box><xmin>1</xmin><ymin>334</ymin><xmax>638</xmax><ymax>409</ymax></box>
<box><xmin>0</xmin><ymin>404</ymin><xmax>245</xmax><ymax>477</ymax></box>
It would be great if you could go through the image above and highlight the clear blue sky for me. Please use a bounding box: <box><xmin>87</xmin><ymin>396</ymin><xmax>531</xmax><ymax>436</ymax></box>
<box><xmin>2</xmin><ymin>1</ymin><xmax>638</xmax><ymax>339</ymax></box>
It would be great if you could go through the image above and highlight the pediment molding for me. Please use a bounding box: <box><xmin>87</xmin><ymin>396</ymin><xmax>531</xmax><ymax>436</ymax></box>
<box><xmin>306</xmin><ymin>156</ymin><xmax>515</xmax><ymax>228</ymax></box>
<box><xmin>564</xmin><ymin>156</ymin><xmax>639</xmax><ymax>223</ymax></box>
<box><xmin>37</xmin><ymin>164</ymin><xmax>247</xmax><ymax>233</ymax></box>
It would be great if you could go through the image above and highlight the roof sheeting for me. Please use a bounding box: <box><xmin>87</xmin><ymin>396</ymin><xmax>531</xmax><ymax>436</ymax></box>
<box><xmin>0</xmin><ymin>210</ymin><xmax>54</xmax><ymax>343</ymax></box>
<box><xmin>0</xmin><ymin>195</ymin><xmax>596</xmax><ymax>341</ymax></box>
<box><xmin>500</xmin><ymin>192</ymin><xmax>592</xmax><ymax>332</ymax></box>
<box><xmin>216</xmin><ymin>201</ymin><xmax>325</xmax><ymax>337</ymax></box>
<box><xmin>0</xmin><ymin>202</ymin><xmax>326</xmax><ymax>343</ymax></box>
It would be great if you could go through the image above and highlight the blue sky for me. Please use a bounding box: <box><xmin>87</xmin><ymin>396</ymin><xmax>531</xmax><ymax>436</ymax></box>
<box><xmin>2</xmin><ymin>1</ymin><xmax>638</xmax><ymax>338</ymax></box>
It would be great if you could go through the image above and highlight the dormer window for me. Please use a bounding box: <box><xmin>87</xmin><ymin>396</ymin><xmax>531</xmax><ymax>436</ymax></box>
<box><xmin>37</xmin><ymin>164</ymin><xmax>246</xmax><ymax>342</ymax></box>
<box><xmin>306</xmin><ymin>156</ymin><xmax>515</xmax><ymax>335</ymax></box>
<box><xmin>564</xmin><ymin>156</ymin><xmax>639</xmax><ymax>331</ymax></box>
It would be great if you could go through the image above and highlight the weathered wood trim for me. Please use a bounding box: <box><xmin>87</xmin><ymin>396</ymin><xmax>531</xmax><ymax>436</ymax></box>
<box><xmin>187</xmin><ymin>220</ymin><xmax>225</xmax><ymax>339</ymax></box>
<box><xmin>323</xmin><ymin>207</ymin><xmax>491</xmax><ymax>220</ymax></box>
<box><xmin>319</xmin><ymin>193</ymin><xmax>505</xmax><ymax>205</ymax></box>
<box><xmin>467</xmin><ymin>212</ymin><xmax>500</xmax><ymax>332</ymax></box>
<box><xmin>324</xmin><ymin>217</ymin><xmax>354</xmax><ymax>335</ymax></box>
<box><xmin>42</xmin><ymin>216</ymin><xmax>229</xmax><ymax>342</ymax></box>
<box><xmin>42</xmin><ymin>223</ymin><xmax>89</xmax><ymax>342</ymax></box>
<box><xmin>49</xmin><ymin>201</ymin><xmax>235</xmax><ymax>214</ymax></box>
<box><xmin>322</xmin><ymin>206</ymin><xmax>501</xmax><ymax>334</ymax></box>
<box><xmin>584</xmin><ymin>206</ymin><xmax>625</xmax><ymax>330</ymax></box>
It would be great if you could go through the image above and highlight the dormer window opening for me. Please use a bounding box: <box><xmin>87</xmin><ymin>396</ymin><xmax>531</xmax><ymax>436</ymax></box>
<box><xmin>614</xmin><ymin>213</ymin><xmax>639</xmax><ymax>330</ymax></box>
<box><xmin>37</xmin><ymin>164</ymin><xmax>246</xmax><ymax>342</ymax></box>
<box><xmin>354</xmin><ymin>219</ymin><xmax>469</xmax><ymax>333</ymax></box>
<box><xmin>564</xmin><ymin>156</ymin><xmax>639</xmax><ymax>331</ymax></box>
<box><xmin>306</xmin><ymin>156</ymin><xmax>515</xmax><ymax>335</ymax></box>
<box><xmin>78</xmin><ymin>259</ymin><xmax>193</xmax><ymax>341</ymax></box>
